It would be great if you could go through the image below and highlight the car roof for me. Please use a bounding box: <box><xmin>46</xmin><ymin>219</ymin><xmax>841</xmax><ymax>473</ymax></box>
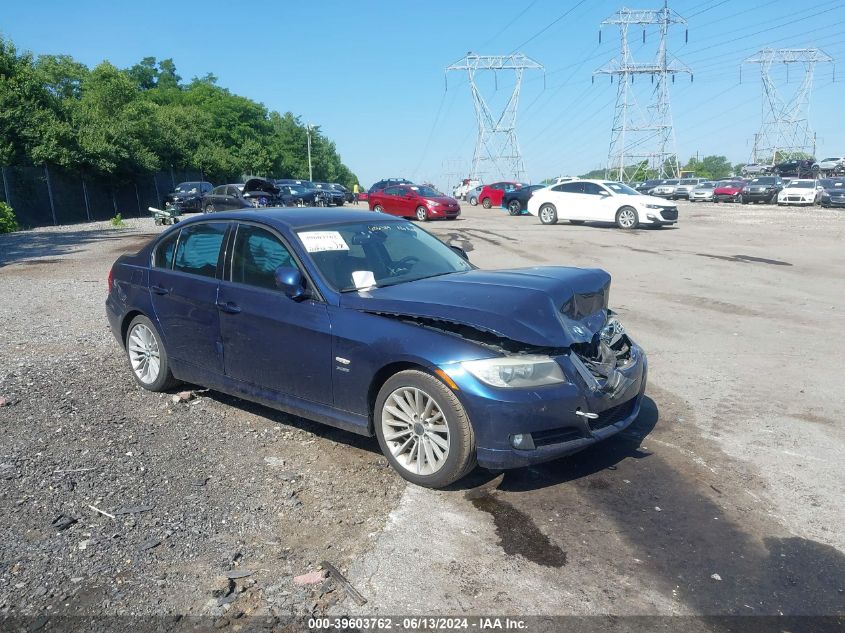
<box><xmin>176</xmin><ymin>207</ymin><xmax>406</xmax><ymax>231</ymax></box>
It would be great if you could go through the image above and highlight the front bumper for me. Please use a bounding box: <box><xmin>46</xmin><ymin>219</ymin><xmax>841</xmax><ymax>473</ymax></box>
<box><xmin>442</xmin><ymin>344</ymin><xmax>648</xmax><ymax>470</ymax></box>
<box><xmin>779</xmin><ymin>196</ymin><xmax>816</xmax><ymax>205</ymax></box>
<box><xmin>742</xmin><ymin>190</ymin><xmax>777</xmax><ymax>202</ymax></box>
<box><xmin>714</xmin><ymin>193</ymin><xmax>741</xmax><ymax>202</ymax></box>
<box><xmin>821</xmin><ymin>196</ymin><xmax>845</xmax><ymax>207</ymax></box>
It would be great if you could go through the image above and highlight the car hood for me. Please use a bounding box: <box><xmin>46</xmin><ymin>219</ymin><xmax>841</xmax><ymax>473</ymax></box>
<box><xmin>637</xmin><ymin>194</ymin><xmax>674</xmax><ymax>205</ymax></box>
<box><xmin>243</xmin><ymin>178</ymin><xmax>280</xmax><ymax>195</ymax></box>
<box><xmin>340</xmin><ymin>267</ymin><xmax>612</xmax><ymax>348</ymax></box>
<box><xmin>425</xmin><ymin>195</ymin><xmax>459</xmax><ymax>205</ymax></box>
<box><xmin>715</xmin><ymin>186</ymin><xmax>742</xmax><ymax>193</ymax></box>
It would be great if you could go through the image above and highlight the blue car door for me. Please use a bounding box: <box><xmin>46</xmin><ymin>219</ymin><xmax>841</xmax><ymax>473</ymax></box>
<box><xmin>216</xmin><ymin>222</ymin><xmax>333</xmax><ymax>405</ymax></box>
<box><xmin>148</xmin><ymin>221</ymin><xmax>229</xmax><ymax>375</ymax></box>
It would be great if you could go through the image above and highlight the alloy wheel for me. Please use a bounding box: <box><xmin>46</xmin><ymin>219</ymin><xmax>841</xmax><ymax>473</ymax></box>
<box><xmin>381</xmin><ymin>387</ymin><xmax>450</xmax><ymax>476</ymax></box>
<box><xmin>618</xmin><ymin>208</ymin><xmax>637</xmax><ymax>228</ymax></box>
<box><xmin>127</xmin><ymin>324</ymin><xmax>161</xmax><ymax>385</ymax></box>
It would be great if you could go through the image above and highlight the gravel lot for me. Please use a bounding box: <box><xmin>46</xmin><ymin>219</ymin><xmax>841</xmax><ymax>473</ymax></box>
<box><xmin>1</xmin><ymin>200</ymin><xmax>843</xmax><ymax>627</ymax></box>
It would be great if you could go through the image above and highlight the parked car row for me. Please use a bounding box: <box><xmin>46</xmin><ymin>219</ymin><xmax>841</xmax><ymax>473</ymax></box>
<box><xmin>163</xmin><ymin>178</ymin><xmax>354</xmax><ymax>214</ymax></box>
<box><xmin>739</xmin><ymin>157</ymin><xmax>845</xmax><ymax>177</ymax></box>
<box><xmin>691</xmin><ymin>176</ymin><xmax>845</xmax><ymax>206</ymax></box>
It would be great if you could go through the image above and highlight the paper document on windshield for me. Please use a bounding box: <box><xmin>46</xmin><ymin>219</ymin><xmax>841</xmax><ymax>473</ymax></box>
<box><xmin>352</xmin><ymin>270</ymin><xmax>376</xmax><ymax>289</ymax></box>
<box><xmin>299</xmin><ymin>231</ymin><xmax>349</xmax><ymax>252</ymax></box>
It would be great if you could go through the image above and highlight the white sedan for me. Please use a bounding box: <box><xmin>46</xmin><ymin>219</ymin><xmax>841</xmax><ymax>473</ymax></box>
<box><xmin>526</xmin><ymin>179</ymin><xmax>678</xmax><ymax>229</ymax></box>
<box><xmin>777</xmin><ymin>180</ymin><xmax>821</xmax><ymax>206</ymax></box>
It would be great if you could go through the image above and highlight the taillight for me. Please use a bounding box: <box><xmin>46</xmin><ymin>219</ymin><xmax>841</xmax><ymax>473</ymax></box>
<box><xmin>107</xmin><ymin>268</ymin><xmax>114</xmax><ymax>293</ymax></box>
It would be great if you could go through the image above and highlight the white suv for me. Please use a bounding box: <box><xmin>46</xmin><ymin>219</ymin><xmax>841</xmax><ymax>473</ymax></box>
<box><xmin>526</xmin><ymin>179</ymin><xmax>678</xmax><ymax>229</ymax></box>
<box><xmin>812</xmin><ymin>157</ymin><xmax>845</xmax><ymax>175</ymax></box>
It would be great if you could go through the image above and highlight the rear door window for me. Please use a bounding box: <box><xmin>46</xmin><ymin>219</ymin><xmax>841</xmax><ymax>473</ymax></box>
<box><xmin>153</xmin><ymin>231</ymin><xmax>179</xmax><ymax>269</ymax></box>
<box><xmin>173</xmin><ymin>223</ymin><xmax>228</xmax><ymax>278</ymax></box>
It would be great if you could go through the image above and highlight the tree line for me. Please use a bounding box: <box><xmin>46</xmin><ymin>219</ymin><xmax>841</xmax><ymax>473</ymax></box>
<box><xmin>0</xmin><ymin>37</ymin><xmax>358</xmax><ymax>187</ymax></box>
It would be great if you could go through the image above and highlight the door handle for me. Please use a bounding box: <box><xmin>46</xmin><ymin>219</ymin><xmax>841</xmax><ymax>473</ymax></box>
<box><xmin>216</xmin><ymin>301</ymin><xmax>241</xmax><ymax>314</ymax></box>
<box><xmin>151</xmin><ymin>284</ymin><xmax>170</xmax><ymax>295</ymax></box>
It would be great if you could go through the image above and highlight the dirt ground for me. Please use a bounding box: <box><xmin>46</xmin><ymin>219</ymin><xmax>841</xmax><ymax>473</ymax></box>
<box><xmin>0</xmin><ymin>200</ymin><xmax>843</xmax><ymax>628</ymax></box>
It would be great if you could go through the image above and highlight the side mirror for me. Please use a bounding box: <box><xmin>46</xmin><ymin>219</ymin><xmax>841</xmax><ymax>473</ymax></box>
<box><xmin>450</xmin><ymin>245</ymin><xmax>469</xmax><ymax>261</ymax></box>
<box><xmin>274</xmin><ymin>266</ymin><xmax>306</xmax><ymax>300</ymax></box>
<box><xmin>599</xmin><ymin>190</ymin><xmax>611</xmax><ymax>196</ymax></box>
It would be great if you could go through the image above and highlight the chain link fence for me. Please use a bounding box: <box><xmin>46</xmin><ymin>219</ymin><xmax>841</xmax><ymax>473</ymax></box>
<box><xmin>0</xmin><ymin>166</ymin><xmax>204</xmax><ymax>228</ymax></box>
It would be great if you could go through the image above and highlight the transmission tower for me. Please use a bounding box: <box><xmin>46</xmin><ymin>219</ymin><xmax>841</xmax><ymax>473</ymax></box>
<box><xmin>595</xmin><ymin>1</ymin><xmax>691</xmax><ymax>182</ymax></box>
<box><xmin>446</xmin><ymin>53</ymin><xmax>544</xmax><ymax>181</ymax></box>
<box><xmin>743</xmin><ymin>48</ymin><xmax>833</xmax><ymax>164</ymax></box>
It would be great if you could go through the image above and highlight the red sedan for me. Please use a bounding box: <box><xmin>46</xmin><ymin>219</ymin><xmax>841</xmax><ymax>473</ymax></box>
<box><xmin>713</xmin><ymin>180</ymin><xmax>746</xmax><ymax>203</ymax></box>
<box><xmin>478</xmin><ymin>182</ymin><xmax>523</xmax><ymax>208</ymax></box>
<box><xmin>368</xmin><ymin>184</ymin><xmax>460</xmax><ymax>221</ymax></box>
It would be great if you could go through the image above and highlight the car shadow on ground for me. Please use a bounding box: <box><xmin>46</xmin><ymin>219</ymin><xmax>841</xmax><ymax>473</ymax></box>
<box><xmin>0</xmin><ymin>229</ymin><xmax>153</xmax><ymax>267</ymax></box>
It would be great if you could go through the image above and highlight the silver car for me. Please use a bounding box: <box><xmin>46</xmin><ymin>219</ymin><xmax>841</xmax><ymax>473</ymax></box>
<box><xmin>466</xmin><ymin>184</ymin><xmax>485</xmax><ymax>206</ymax></box>
<box><xmin>689</xmin><ymin>181</ymin><xmax>716</xmax><ymax>201</ymax></box>
<box><xmin>651</xmin><ymin>179</ymin><xmax>680</xmax><ymax>198</ymax></box>
<box><xmin>672</xmin><ymin>178</ymin><xmax>706</xmax><ymax>199</ymax></box>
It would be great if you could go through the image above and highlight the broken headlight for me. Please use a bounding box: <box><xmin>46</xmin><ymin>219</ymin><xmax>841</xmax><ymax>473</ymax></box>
<box><xmin>461</xmin><ymin>356</ymin><xmax>566</xmax><ymax>388</ymax></box>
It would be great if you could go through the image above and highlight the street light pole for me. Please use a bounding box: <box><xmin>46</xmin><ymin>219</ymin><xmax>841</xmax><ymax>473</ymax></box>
<box><xmin>306</xmin><ymin>124</ymin><xmax>313</xmax><ymax>181</ymax></box>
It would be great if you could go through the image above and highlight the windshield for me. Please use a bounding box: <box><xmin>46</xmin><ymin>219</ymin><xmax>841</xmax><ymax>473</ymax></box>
<box><xmin>696</xmin><ymin>182</ymin><xmax>715</xmax><ymax>189</ymax></box>
<box><xmin>789</xmin><ymin>181</ymin><xmax>815</xmax><ymax>188</ymax></box>
<box><xmin>603</xmin><ymin>182</ymin><xmax>639</xmax><ymax>195</ymax></box>
<box><xmin>409</xmin><ymin>185</ymin><xmax>441</xmax><ymax>197</ymax></box>
<box><xmin>299</xmin><ymin>221</ymin><xmax>473</xmax><ymax>292</ymax></box>
<box><xmin>821</xmin><ymin>179</ymin><xmax>844</xmax><ymax>188</ymax></box>
<box><xmin>750</xmin><ymin>177</ymin><xmax>777</xmax><ymax>184</ymax></box>
<box><xmin>680</xmin><ymin>179</ymin><xmax>698</xmax><ymax>185</ymax></box>
<box><xmin>175</xmin><ymin>182</ymin><xmax>202</xmax><ymax>193</ymax></box>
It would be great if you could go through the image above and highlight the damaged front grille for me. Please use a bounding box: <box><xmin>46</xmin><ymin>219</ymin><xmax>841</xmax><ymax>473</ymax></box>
<box><xmin>568</xmin><ymin>317</ymin><xmax>635</xmax><ymax>398</ymax></box>
<box><xmin>586</xmin><ymin>398</ymin><xmax>637</xmax><ymax>432</ymax></box>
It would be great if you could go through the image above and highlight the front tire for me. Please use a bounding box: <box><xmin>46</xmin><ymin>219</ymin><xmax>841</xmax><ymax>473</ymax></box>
<box><xmin>415</xmin><ymin>206</ymin><xmax>429</xmax><ymax>222</ymax></box>
<box><xmin>507</xmin><ymin>199</ymin><xmax>522</xmax><ymax>215</ymax></box>
<box><xmin>481</xmin><ymin>197</ymin><xmax>492</xmax><ymax>209</ymax></box>
<box><xmin>373</xmin><ymin>204</ymin><xmax>384</xmax><ymax>213</ymax></box>
<box><xmin>615</xmin><ymin>206</ymin><xmax>639</xmax><ymax>230</ymax></box>
<box><xmin>374</xmin><ymin>370</ymin><xmax>476</xmax><ymax>488</ymax></box>
<box><xmin>125</xmin><ymin>315</ymin><xmax>178</xmax><ymax>392</ymax></box>
<box><xmin>204</xmin><ymin>203</ymin><xmax>214</xmax><ymax>214</ymax></box>
<box><xmin>538</xmin><ymin>204</ymin><xmax>558</xmax><ymax>225</ymax></box>
<box><xmin>469</xmin><ymin>196</ymin><xmax>478</xmax><ymax>206</ymax></box>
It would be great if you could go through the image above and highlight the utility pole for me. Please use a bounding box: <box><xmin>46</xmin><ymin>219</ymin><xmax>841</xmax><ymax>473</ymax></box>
<box><xmin>595</xmin><ymin>1</ymin><xmax>691</xmax><ymax>181</ymax></box>
<box><xmin>743</xmin><ymin>48</ymin><xmax>832</xmax><ymax>165</ymax></box>
<box><xmin>306</xmin><ymin>124</ymin><xmax>313</xmax><ymax>181</ymax></box>
<box><xmin>446</xmin><ymin>53</ymin><xmax>544</xmax><ymax>182</ymax></box>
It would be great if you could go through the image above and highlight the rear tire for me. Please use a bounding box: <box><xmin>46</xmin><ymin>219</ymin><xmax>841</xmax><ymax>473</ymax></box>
<box><xmin>469</xmin><ymin>196</ymin><xmax>478</xmax><ymax>206</ymax></box>
<box><xmin>539</xmin><ymin>204</ymin><xmax>558</xmax><ymax>225</ymax></box>
<box><xmin>482</xmin><ymin>197</ymin><xmax>492</xmax><ymax>209</ymax></box>
<box><xmin>374</xmin><ymin>370</ymin><xmax>476</xmax><ymax>489</ymax></box>
<box><xmin>615</xmin><ymin>206</ymin><xmax>639</xmax><ymax>230</ymax></box>
<box><xmin>125</xmin><ymin>315</ymin><xmax>178</xmax><ymax>392</ymax></box>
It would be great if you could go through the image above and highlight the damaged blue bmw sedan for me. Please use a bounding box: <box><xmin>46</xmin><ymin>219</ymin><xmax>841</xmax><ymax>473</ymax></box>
<box><xmin>106</xmin><ymin>208</ymin><xmax>647</xmax><ymax>488</ymax></box>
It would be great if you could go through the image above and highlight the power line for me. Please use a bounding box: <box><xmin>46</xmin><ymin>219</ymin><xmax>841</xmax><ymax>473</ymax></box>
<box><xmin>509</xmin><ymin>0</ymin><xmax>589</xmax><ymax>54</ymax></box>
